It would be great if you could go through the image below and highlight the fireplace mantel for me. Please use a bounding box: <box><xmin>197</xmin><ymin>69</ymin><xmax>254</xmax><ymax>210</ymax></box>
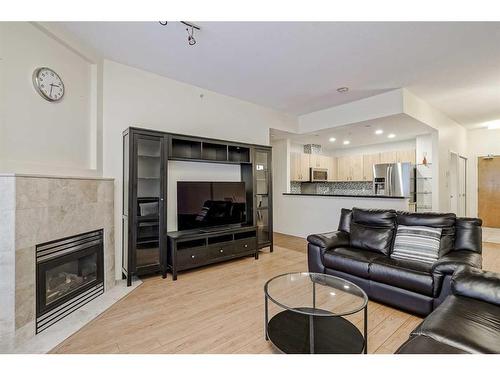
<box><xmin>0</xmin><ymin>175</ymin><xmax>116</xmax><ymax>352</ymax></box>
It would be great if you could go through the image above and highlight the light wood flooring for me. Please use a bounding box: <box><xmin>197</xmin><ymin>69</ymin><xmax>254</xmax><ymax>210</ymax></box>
<box><xmin>51</xmin><ymin>234</ymin><xmax>500</xmax><ymax>354</ymax></box>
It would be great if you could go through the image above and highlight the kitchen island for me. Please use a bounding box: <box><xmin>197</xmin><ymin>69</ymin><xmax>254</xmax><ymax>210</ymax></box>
<box><xmin>274</xmin><ymin>192</ymin><xmax>411</xmax><ymax>238</ymax></box>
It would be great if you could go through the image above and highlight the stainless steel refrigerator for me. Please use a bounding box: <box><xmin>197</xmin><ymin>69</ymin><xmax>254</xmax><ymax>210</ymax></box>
<box><xmin>373</xmin><ymin>162</ymin><xmax>413</xmax><ymax>197</ymax></box>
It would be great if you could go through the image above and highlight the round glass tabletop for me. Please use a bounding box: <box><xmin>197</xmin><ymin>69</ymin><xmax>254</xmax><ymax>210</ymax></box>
<box><xmin>264</xmin><ymin>272</ymin><xmax>368</xmax><ymax>317</ymax></box>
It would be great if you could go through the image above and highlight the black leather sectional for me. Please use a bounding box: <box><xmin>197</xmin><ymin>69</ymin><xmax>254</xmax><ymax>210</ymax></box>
<box><xmin>307</xmin><ymin>208</ymin><xmax>483</xmax><ymax>316</ymax></box>
<box><xmin>396</xmin><ymin>266</ymin><xmax>500</xmax><ymax>353</ymax></box>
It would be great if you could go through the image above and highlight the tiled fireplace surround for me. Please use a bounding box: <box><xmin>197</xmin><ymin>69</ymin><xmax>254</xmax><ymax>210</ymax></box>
<box><xmin>0</xmin><ymin>175</ymin><xmax>117</xmax><ymax>352</ymax></box>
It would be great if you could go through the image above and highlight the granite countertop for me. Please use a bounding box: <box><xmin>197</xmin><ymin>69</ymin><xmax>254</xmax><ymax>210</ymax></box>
<box><xmin>282</xmin><ymin>192</ymin><xmax>408</xmax><ymax>199</ymax></box>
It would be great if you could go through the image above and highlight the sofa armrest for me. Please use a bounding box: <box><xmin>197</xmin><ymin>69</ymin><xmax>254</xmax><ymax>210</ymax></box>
<box><xmin>306</xmin><ymin>231</ymin><xmax>350</xmax><ymax>251</ymax></box>
<box><xmin>432</xmin><ymin>250</ymin><xmax>482</xmax><ymax>276</ymax></box>
<box><xmin>451</xmin><ymin>266</ymin><xmax>500</xmax><ymax>306</ymax></box>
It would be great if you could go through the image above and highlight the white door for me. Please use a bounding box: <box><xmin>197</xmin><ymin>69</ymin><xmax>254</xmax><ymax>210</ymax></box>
<box><xmin>458</xmin><ymin>156</ymin><xmax>467</xmax><ymax>216</ymax></box>
<box><xmin>449</xmin><ymin>152</ymin><xmax>459</xmax><ymax>214</ymax></box>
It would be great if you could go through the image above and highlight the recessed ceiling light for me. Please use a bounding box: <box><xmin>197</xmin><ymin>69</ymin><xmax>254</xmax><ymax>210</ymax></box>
<box><xmin>375</xmin><ymin>129</ymin><xmax>384</xmax><ymax>135</ymax></box>
<box><xmin>485</xmin><ymin>120</ymin><xmax>500</xmax><ymax>130</ymax></box>
<box><xmin>337</xmin><ymin>87</ymin><xmax>349</xmax><ymax>93</ymax></box>
<box><xmin>343</xmin><ymin>140</ymin><xmax>350</xmax><ymax>145</ymax></box>
<box><xmin>388</xmin><ymin>133</ymin><xmax>396</xmax><ymax>139</ymax></box>
<box><xmin>329</xmin><ymin>137</ymin><xmax>336</xmax><ymax>142</ymax></box>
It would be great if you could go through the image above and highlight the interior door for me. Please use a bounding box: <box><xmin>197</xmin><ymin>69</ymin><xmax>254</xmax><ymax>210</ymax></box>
<box><xmin>449</xmin><ymin>152</ymin><xmax>459</xmax><ymax>214</ymax></box>
<box><xmin>478</xmin><ymin>156</ymin><xmax>500</xmax><ymax>228</ymax></box>
<box><xmin>458</xmin><ymin>156</ymin><xmax>467</xmax><ymax>216</ymax></box>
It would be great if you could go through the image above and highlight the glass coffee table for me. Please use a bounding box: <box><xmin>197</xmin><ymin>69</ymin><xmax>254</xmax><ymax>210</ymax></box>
<box><xmin>264</xmin><ymin>272</ymin><xmax>368</xmax><ymax>354</ymax></box>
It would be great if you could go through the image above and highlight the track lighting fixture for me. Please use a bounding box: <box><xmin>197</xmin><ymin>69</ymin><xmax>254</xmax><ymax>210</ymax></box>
<box><xmin>158</xmin><ymin>21</ymin><xmax>201</xmax><ymax>46</ymax></box>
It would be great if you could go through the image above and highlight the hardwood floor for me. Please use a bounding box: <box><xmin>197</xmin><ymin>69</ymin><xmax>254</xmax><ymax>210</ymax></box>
<box><xmin>51</xmin><ymin>234</ymin><xmax>500</xmax><ymax>354</ymax></box>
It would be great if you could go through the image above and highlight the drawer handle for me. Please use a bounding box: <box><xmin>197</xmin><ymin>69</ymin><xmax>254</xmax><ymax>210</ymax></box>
<box><xmin>219</xmin><ymin>249</ymin><xmax>224</xmax><ymax>253</ymax></box>
<box><xmin>191</xmin><ymin>255</ymin><xmax>195</xmax><ymax>259</ymax></box>
<box><xmin>244</xmin><ymin>244</ymin><xmax>248</xmax><ymax>248</ymax></box>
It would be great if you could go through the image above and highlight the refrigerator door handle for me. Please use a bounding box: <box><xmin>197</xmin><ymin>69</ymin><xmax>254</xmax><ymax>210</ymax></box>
<box><xmin>387</xmin><ymin>165</ymin><xmax>393</xmax><ymax>196</ymax></box>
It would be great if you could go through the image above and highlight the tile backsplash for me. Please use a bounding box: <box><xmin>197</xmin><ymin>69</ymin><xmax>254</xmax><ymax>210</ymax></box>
<box><xmin>290</xmin><ymin>181</ymin><xmax>374</xmax><ymax>195</ymax></box>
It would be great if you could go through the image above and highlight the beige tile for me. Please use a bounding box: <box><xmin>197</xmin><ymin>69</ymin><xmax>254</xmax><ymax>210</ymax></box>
<box><xmin>97</xmin><ymin>181</ymin><xmax>114</xmax><ymax>204</ymax></box>
<box><xmin>0</xmin><ymin>177</ymin><xmax>15</xmax><ymax>211</ymax></box>
<box><xmin>15</xmin><ymin>247</ymin><xmax>35</xmax><ymax>330</ymax></box>
<box><xmin>0</xmin><ymin>209</ymin><xmax>15</xmax><ymax>253</ymax></box>
<box><xmin>15</xmin><ymin>177</ymin><xmax>49</xmax><ymax>210</ymax></box>
<box><xmin>15</xmin><ymin>207</ymin><xmax>49</xmax><ymax>249</ymax></box>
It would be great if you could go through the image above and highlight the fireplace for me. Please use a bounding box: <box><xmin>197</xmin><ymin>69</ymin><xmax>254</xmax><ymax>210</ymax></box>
<box><xmin>36</xmin><ymin>230</ymin><xmax>104</xmax><ymax>334</ymax></box>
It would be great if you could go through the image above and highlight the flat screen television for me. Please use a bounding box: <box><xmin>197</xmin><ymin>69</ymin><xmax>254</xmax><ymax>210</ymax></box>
<box><xmin>177</xmin><ymin>181</ymin><xmax>247</xmax><ymax>231</ymax></box>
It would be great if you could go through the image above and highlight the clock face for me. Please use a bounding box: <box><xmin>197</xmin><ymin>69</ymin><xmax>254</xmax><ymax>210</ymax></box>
<box><xmin>33</xmin><ymin>67</ymin><xmax>65</xmax><ymax>102</ymax></box>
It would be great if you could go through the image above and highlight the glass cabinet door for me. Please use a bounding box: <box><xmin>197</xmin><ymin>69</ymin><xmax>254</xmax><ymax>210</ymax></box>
<box><xmin>255</xmin><ymin>148</ymin><xmax>272</xmax><ymax>248</ymax></box>
<box><xmin>135</xmin><ymin>136</ymin><xmax>162</xmax><ymax>268</ymax></box>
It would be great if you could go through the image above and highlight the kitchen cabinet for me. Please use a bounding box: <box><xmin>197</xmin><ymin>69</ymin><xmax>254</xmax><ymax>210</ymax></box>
<box><xmin>337</xmin><ymin>155</ymin><xmax>363</xmax><ymax>181</ymax></box>
<box><xmin>309</xmin><ymin>154</ymin><xmax>330</xmax><ymax>169</ymax></box>
<box><xmin>290</xmin><ymin>152</ymin><xmax>310</xmax><ymax>181</ymax></box>
<box><xmin>327</xmin><ymin>156</ymin><xmax>338</xmax><ymax>181</ymax></box>
<box><xmin>397</xmin><ymin>149</ymin><xmax>416</xmax><ymax>164</ymax></box>
<box><xmin>363</xmin><ymin>153</ymin><xmax>381</xmax><ymax>181</ymax></box>
<box><xmin>380</xmin><ymin>151</ymin><xmax>398</xmax><ymax>164</ymax></box>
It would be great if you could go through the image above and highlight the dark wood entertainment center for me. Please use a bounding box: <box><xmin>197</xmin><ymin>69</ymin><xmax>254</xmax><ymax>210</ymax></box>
<box><xmin>122</xmin><ymin>127</ymin><xmax>273</xmax><ymax>285</ymax></box>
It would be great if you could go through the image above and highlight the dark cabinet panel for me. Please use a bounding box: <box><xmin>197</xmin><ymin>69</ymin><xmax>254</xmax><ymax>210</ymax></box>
<box><xmin>254</xmin><ymin>148</ymin><xmax>273</xmax><ymax>251</ymax></box>
<box><xmin>122</xmin><ymin>129</ymin><xmax>168</xmax><ymax>286</ymax></box>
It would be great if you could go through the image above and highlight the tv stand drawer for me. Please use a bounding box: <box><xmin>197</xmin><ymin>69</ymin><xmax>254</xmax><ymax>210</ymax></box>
<box><xmin>207</xmin><ymin>243</ymin><xmax>233</xmax><ymax>258</ymax></box>
<box><xmin>234</xmin><ymin>238</ymin><xmax>257</xmax><ymax>253</ymax></box>
<box><xmin>177</xmin><ymin>247</ymin><xmax>207</xmax><ymax>269</ymax></box>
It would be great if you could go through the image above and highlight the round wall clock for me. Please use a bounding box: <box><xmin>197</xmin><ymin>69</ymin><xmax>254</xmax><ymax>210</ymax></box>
<box><xmin>32</xmin><ymin>67</ymin><xmax>65</xmax><ymax>102</ymax></box>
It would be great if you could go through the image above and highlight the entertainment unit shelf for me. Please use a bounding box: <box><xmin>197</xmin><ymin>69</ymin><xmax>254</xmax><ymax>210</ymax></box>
<box><xmin>123</xmin><ymin>127</ymin><xmax>273</xmax><ymax>285</ymax></box>
<box><xmin>167</xmin><ymin>226</ymin><xmax>258</xmax><ymax>280</ymax></box>
<box><xmin>169</xmin><ymin>135</ymin><xmax>251</xmax><ymax>164</ymax></box>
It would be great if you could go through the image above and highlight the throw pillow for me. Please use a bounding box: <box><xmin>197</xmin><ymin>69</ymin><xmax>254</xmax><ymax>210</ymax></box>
<box><xmin>391</xmin><ymin>225</ymin><xmax>442</xmax><ymax>264</ymax></box>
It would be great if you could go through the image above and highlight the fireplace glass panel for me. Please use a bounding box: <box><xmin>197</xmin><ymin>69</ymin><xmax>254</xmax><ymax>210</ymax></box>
<box><xmin>45</xmin><ymin>252</ymin><xmax>98</xmax><ymax>305</ymax></box>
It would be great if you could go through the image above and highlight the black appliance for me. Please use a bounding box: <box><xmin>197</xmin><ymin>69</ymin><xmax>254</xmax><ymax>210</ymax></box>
<box><xmin>177</xmin><ymin>181</ymin><xmax>247</xmax><ymax>231</ymax></box>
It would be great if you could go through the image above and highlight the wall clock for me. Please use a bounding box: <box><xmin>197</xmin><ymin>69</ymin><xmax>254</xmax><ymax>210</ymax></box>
<box><xmin>32</xmin><ymin>67</ymin><xmax>65</xmax><ymax>102</ymax></box>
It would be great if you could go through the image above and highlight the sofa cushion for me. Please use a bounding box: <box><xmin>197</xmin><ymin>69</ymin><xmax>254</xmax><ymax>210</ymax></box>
<box><xmin>411</xmin><ymin>295</ymin><xmax>500</xmax><ymax>353</ymax></box>
<box><xmin>322</xmin><ymin>247</ymin><xmax>384</xmax><ymax>278</ymax></box>
<box><xmin>395</xmin><ymin>335</ymin><xmax>468</xmax><ymax>354</ymax></box>
<box><xmin>369</xmin><ymin>257</ymin><xmax>436</xmax><ymax>296</ymax></box>
<box><xmin>352</xmin><ymin>208</ymin><xmax>396</xmax><ymax>227</ymax></box>
<box><xmin>391</xmin><ymin>225</ymin><xmax>441</xmax><ymax>264</ymax></box>
<box><xmin>350</xmin><ymin>223</ymin><xmax>395</xmax><ymax>255</ymax></box>
<box><xmin>337</xmin><ymin>208</ymin><xmax>352</xmax><ymax>233</ymax></box>
<box><xmin>454</xmin><ymin>217</ymin><xmax>483</xmax><ymax>253</ymax></box>
<box><xmin>396</xmin><ymin>211</ymin><xmax>456</xmax><ymax>256</ymax></box>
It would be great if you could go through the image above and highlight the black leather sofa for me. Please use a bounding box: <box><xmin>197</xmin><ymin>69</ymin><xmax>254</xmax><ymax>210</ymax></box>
<box><xmin>396</xmin><ymin>266</ymin><xmax>500</xmax><ymax>353</ymax></box>
<box><xmin>307</xmin><ymin>208</ymin><xmax>483</xmax><ymax>315</ymax></box>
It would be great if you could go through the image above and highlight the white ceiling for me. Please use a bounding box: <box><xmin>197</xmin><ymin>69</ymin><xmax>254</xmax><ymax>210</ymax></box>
<box><xmin>59</xmin><ymin>22</ymin><xmax>500</xmax><ymax>128</ymax></box>
<box><xmin>271</xmin><ymin>114</ymin><xmax>434</xmax><ymax>151</ymax></box>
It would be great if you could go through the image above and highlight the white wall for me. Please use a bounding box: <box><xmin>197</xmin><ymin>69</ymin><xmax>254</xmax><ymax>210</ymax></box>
<box><xmin>102</xmin><ymin>60</ymin><xmax>298</xmax><ymax>279</ymax></box>
<box><xmin>298</xmin><ymin>89</ymin><xmax>404</xmax><ymax>133</ymax></box>
<box><xmin>0</xmin><ymin>22</ymin><xmax>97</xmax><ymax>176</ymax></box>
<box><xmin>328</xmin><ymin>139</ymin><xmax>416</xmax><ymax>157</ymax></box>
<box><xmin>465</xmin><ymin>127</ymin><xmax>500</xmax><ymax>218</ymax></box>
<box><xmin>290</xmin><ymin>139</ymin><xmax>417</xmax><ymax>157</ymax></box>
<box><xmin>403</xmin><ymin>89</ymin><xmax>468</xmax><ymax>212</ymax></box>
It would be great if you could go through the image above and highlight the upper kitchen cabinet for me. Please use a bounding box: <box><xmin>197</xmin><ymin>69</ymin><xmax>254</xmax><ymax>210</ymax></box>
<box><xmin>362</xmin><ymin>153</ymin><xmax>381</xmax><ymax>181</ymax></box>
<box><xmin>327</xmin><ymin>156</ymin><xmax>338</xmax><ymax>181</ymax></box>
<box><xmin>309</xmin><ymin>154</ymin><xmax>330</xmax><ymax>169</ymax></box>
<box><xmin>380</xmin><ymin>151</ymin><xmax>398</xmax><ymax>164</ymax></box>
<box><xmin>337</xmin><ymin>155</ymin><xmax>363</xmax><ymax>181</ymax></box>
<box><xmin>397</xmin><ymin>149</ymin><xmax>416</xmax><ymax>164</ymax></box>
<box><xmin>290</xmin><ymin>152</ymin><xmax>310</xmax><ymax>181</ymax></box>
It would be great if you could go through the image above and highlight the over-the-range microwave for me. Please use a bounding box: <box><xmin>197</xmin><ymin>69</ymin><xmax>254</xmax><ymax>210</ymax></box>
<box><xmin>309</xmin><ymin>168</ymin><xmax>328</xmax><ymax>182</ymax></box>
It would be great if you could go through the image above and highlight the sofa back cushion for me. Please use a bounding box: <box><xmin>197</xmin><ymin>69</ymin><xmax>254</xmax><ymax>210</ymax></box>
<box><xmin>454</xmin><ymin>218</ymin><xmax>482</xmax><ymax>254</ymax></box>
<box><xmin>397</xmin><ymin>211</ymin><xmax>456</xmax><ymax>257</ymax></box>
<box><xmin>337</xmin><ymin>208</ymin><xmax>352</xmax><ymax>233</ymax></box>
<box><xmin>391</xmin><ymin>225</ymin><xmax>442</xmax><ymax>264</ymax></box>
<box><xmin>350</xmin><ymin>208</ymin><xmax>396</xmax><ymax>255</ymax></box>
